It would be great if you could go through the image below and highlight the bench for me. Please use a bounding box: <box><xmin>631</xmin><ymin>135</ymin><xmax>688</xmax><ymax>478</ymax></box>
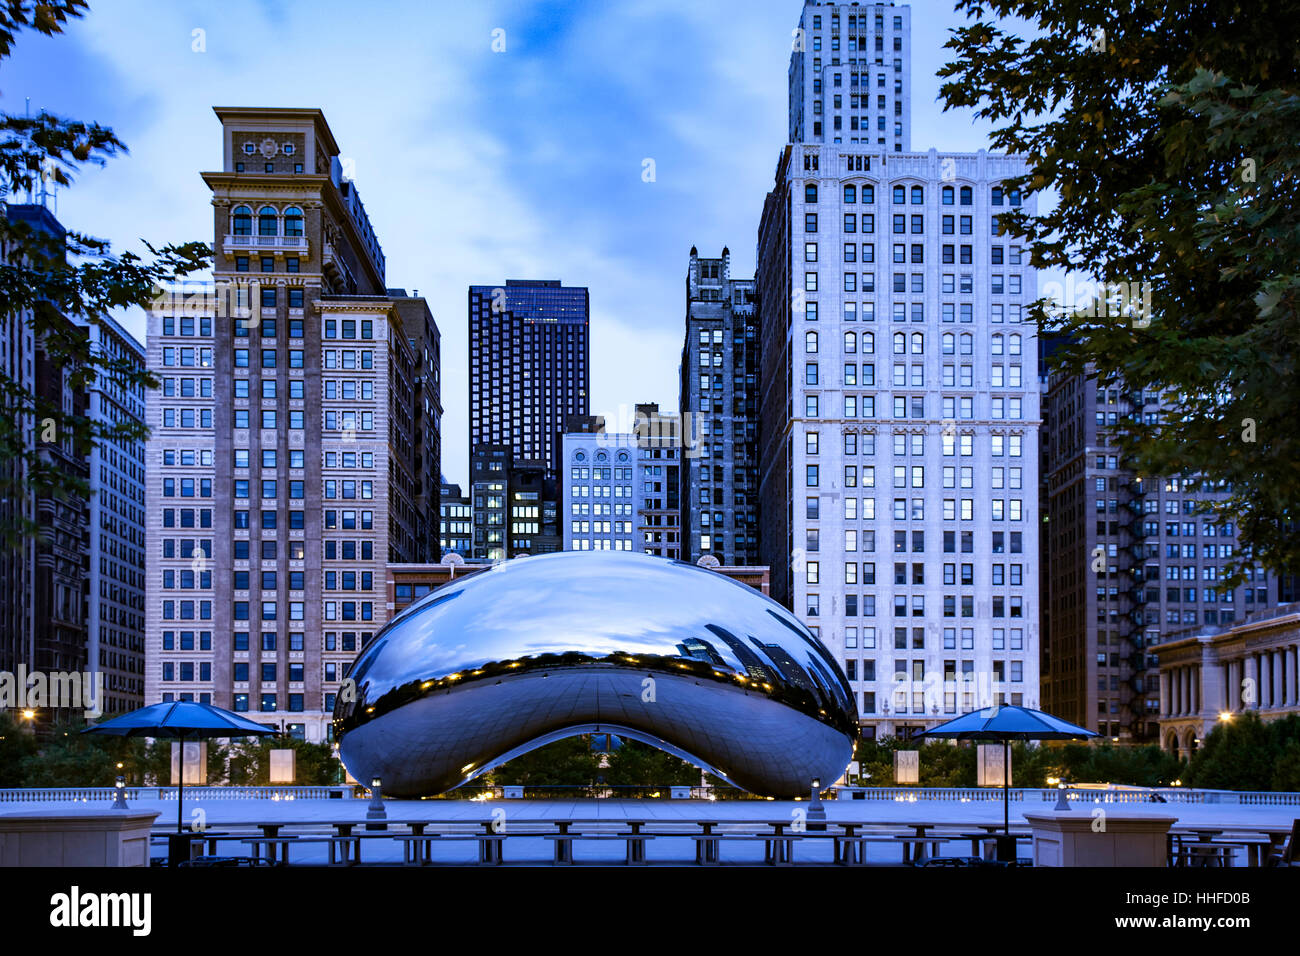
<box><xmin>177</xmin><ymin>855</ymin><xmax>274</xmax><ymax>868</ymax></box>
<box><xmin>241</xmin><ymin>836</ymin><xmax>337</xmax><ymax>866</ymax></box>
<box><xmin>544</xmin><ymin>832</ymin><xmax>657</xmax><ymax>865</ymax></box>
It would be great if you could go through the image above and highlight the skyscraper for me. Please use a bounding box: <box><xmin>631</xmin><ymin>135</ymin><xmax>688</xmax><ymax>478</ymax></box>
<box><xmin>145</xmin><ymin>107</ymin><xmax>440</xmax><ymax>743</ymax></box>
<box><xmin>679</xmin><ymin>247</ymin><xmax>759</xmax><ymax>565</ymax></box>
<box><xmin>1041</xmin><ymin>369</ymin><xmax>1289</xmax><ymax>741</ymax></box>
<box><xmin>468</xmin><ymin>280</ymin><xmax>589</xmax><ymax>474</ymax></box>
<box><xmin>757</xmin><ymin>1</ymin><xmax>1039</xmax><ymax>740</ymax></box>
<box><xmin>788</xmin><ymin>2</ymin><xmax>912</xmax><ymax>153</ymax></box>
<box><xmin>0</xmin><ymin>204</ymin><xmax>145</xmax><ymax>724</ymax></box>
<box><xmin>85</xmin><ymin>313</ymin><xmax>148</xmax><ymax>716</ymax></box>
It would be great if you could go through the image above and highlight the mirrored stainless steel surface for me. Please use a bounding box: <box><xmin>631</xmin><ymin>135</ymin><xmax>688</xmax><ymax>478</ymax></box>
<box><xmin>335</xmin><ymin>551</ymin><xmax>858</xmax><ymax>797</ymax></box>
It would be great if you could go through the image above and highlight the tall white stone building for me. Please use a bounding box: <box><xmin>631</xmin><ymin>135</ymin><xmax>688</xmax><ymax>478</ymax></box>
<box><xmin>788</xmin><ymin>2</ymin><xmax>912</xmax><ymax>153</ymax></box>
<box><xmin>758</xmin><ymin>5</ymin><xmax>1040</xmax><ymax>741</ymax></box>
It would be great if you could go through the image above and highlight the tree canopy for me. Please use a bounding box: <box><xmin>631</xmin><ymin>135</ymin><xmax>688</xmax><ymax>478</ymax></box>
<box><xmin>0</xmin><ymin>0</ymin><xmax>209</xmax><ymax>541</ymax></box>
<box><xmin>940</xmin><ymin>0</ymin><xmax>1300</xmax><ymax>581</ymax></box>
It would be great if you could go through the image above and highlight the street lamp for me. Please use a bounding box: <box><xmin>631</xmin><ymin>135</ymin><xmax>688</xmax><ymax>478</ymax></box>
<box><xmin>366</xmin><ymin>776</ymin><xmax>387</xmax><ymax>828</ymax></box>
<box><xmin>112</xmin><ymin>775</ymin><xmax>129</xmax><ymax>810</ymax></box>
<box><xmin>807</xmin><ymin>777</ymin><xmax>827</xmax><ymax>830</ymax></box>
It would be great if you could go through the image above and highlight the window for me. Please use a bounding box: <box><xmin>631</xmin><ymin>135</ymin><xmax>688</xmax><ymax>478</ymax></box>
<box><xmin>258</xmin><ymin>206</ymin><xmax>278</xmax><ymax>236</ymax></box>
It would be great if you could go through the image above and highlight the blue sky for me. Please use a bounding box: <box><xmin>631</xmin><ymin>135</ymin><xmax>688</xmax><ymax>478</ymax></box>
<box><xmin>2</xmin><ymin>0</ymin><xmax>1010</xmax><ymax>486</ymax></box>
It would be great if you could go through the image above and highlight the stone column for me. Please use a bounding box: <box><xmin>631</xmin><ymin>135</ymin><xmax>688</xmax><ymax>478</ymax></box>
<box><xmin>1245</xmin><ymin>655</ymin><xmax>1258</xmax><ymax>709</ymax></box>
<box><xmin>1272</xmin><ymin>650</ymin><xmax>1284</xmax><ymax>711</ymax></box>
<box><xmin>1159</xmin><ymin>671</ymin><xmax>1170</xmax><ymax>718</ymax></box>
<box><xmin>1290</xmin><ymin>645</ymin><xmax>1299</xmax><ymax>706</ymax></box>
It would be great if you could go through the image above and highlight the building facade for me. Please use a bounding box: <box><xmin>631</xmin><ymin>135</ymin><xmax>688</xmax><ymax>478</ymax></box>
<box><xmin>439</xmin><ymin>481</ymin><xmax>472</xmax><ymax>558</ymax></box>
<box><xmin>788</xmin><ymin>1</ymin><xmax>912</xmax><ymax>153</ymax></box>
<box><xmin>145</xmin><ymin>107</ymin><xmax>440</xmax><ymax>742</ymax></box>
<box><xmin>1155</xmin><ymin>604</ymin><xmax>1300</xmax><ymax>758</ymax></box>
<box><xmin>756</xmin><ymin>144</ymin><xmax>1041</xmax><ymax>740</ymax></box>
<box><xmin>85</xmin><ymin>313</ymin><xmax>148</xmax><ymax>716</ymax></box>
<box><xmin>1042</xmin><ymin>372</ymin><xmax>1286</xmax><ymax>742</ymax></box>
<box><xmin>467</xmin><ymin>279</ymin><xmax>589</xmax><ymax>473</ymax></box>
<box><xmin>561</xmin><ymin>404</ymin><xmax>681</xmax><ymax>558</ymax></box>
<box><xmin>679</xmin><ymin>248</ymin><xmax>759</xmax><ymax>564</ymax></box>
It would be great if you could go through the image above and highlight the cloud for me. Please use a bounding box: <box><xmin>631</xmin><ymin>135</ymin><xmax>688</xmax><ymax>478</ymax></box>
<box><xmin>2</xmin><ymin>0</ymin><xmax>1009</xmax><ymax>486</ymax></box>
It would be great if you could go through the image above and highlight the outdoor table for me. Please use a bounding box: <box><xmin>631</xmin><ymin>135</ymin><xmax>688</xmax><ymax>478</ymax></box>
<box><xmin>242</xmin><ymin>835</ymin><xmax>299</xmax><ymax>866</ymax></box>
<box><xmin>695</xmin><ymin>822</ymin><xmax>720</xmax><ymax>865</ymax></box>
<box><xmin>478</xmin><ymin>820</ymin><xmax>504</xmax><ymax>864</ymax></box>
<box><xmin>834</xmin><ymin>823</ymin><xmax>865</xmax><ymax>865</ymax></box>
<box><xmin>626</xmin><ymin>821</ymin><xmax>649</xmax><ymax>865</ymax></box>
<box><xmin>764</xmin><ymin>821</ymin><xmax>796</xmax><ymax>865</ymax></box>
<box><xmin>253</xmin><ymin>824</ymin><xmax>288</xmax><ymax>864</ymax></box>
<box><xmin>329</xmin><ymin>822</ymin><xmax>365</xmax><ymax>865</ymax></box>
<box><xmin>399</xmin><ymin>822</ymin><xmax>435</xmax><ymax>865</ymax></box>
<box><xmin>552</xmin><ymin>821</ymin><xmax>575</xmax><ymax>865</ymax></box>
<box><xmin>1254</xmin><ymin>826</ymin><xmax>1296</xmax><ymax>863</ymax></box>
<box><xmin>1207</xmin><ymin>838</ymin><xmax>1275</xmax><ymax>868</ymax></box>
<box><xmin>899</xmin><ymin>824</ymin><xmax>940</xmax><ymax>864</ymax></box>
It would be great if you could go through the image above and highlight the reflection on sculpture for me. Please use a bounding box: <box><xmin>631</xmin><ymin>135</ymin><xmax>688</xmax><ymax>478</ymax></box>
<box><xmin>335</xmin><ymin>551</ymin><xmax>858</xmax><ymax>797</ymax></box>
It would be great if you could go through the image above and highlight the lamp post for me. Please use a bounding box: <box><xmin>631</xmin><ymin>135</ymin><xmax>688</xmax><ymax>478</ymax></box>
<box><xmin>807</xmin><ymin>777</ymin><xmax>827</xmax><ymax>831</ymax></box>
<box><xmin>112</xmin><ymin>775</ymin><xmax>129</xmax><ymax>810</ymax></box>
<box><xmin>366</xmin><ymin>776</ymin><xmax>387</xmax><ymax>829</ymax></box>
<box><xmin>1053</xmin><ymin>781</ymin><xmax>1071</xmax><ymax>811</ymax></box>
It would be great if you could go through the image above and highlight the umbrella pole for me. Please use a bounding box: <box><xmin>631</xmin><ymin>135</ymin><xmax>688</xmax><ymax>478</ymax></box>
<box><xmin>1003</xmin><ymin>739</ymin><xmax>1009</xmax><ymax>836</ymax></box>
<box><xmin>177</xmin><ymin>736</ymin><xmax>185</xmax><ymax>835</ymax></box>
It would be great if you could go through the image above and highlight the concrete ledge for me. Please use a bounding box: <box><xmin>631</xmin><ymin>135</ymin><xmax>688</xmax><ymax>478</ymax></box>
<box><xmin>1025</xmin><ymin>812</ymin><xmax>1177</xmax><ymax>867</ymax></box>
<box><xmin>0</xmin><ymin>809</ymin><xmax>160</xmax><ymax>867</ymax></box>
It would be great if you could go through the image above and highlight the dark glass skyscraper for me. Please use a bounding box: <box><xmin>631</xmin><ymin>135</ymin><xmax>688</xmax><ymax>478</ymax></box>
<box><xmin>468</xmin><ymin>280</ymin><xmax>589</xmax><ymax>475</ymax></box>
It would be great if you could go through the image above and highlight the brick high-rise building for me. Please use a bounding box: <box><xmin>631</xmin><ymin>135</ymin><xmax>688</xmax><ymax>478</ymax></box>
<box><xmin>85</xmin><ymin>313</ymin><xmax>148</xmax><ymax>715</ymax></box>
<box><xmin>1041</xmin><ymin>370</ymin><xmax>1288</xmax><ymax>742</ymax></box>
<box><xmin>144</xmin><ymin>107</ymin><xmax>440</xmax><ymax>742</ymax></box>
<box><xmin>679</xmin><ymin>247</ymin><xmax>759</xmax><ymax>564</ymax></box>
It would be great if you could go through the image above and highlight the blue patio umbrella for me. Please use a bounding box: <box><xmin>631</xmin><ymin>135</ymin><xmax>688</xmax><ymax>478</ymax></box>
<box><xmin>914</xmin><ymin>705</ymin><xmax>1098</xmax><ymax>850</ymax></box>
<box><xmin>82</xmin><ymin>701</ymin><xmax>277</xmax><ymax>836</ymax></box>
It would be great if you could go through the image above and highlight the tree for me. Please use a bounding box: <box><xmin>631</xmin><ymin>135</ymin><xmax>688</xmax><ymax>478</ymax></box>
<box><xmin>1187</xmin><ymin>711</ymin><xmax>1276</xmax><ymax>790</ymax></box>
<box><xmin>939</xmin><ymin>0</ymin><xmax>1300</xmax><ymax>581</ymax></box>
<box><xmin>0</xmin><ymin>711</ymin><xmax>38</xmax><ymax>786</ymax></box>
<box><xmin>226</xmin><ymin>737</ymin><xmax>338</xmax><ymax>786</ymax></box>
<box><xmin>488</xmin><ymin>736</ymin><xmax>601</xmax><ymax>788</ymax></box>
<box><xmin>602</xmin><ymin>739</ymin><xmax>699</xmax><ymax>787</ymax></box>
<box><xmin>1045</xmin><ymin>742</ymin><xmax>1185</xmax><ymax>788</ymax></box>
<box><xmin>0</xmin><ymin>1</ymin><xmax>209</xmax><ymax>542</ymax></box>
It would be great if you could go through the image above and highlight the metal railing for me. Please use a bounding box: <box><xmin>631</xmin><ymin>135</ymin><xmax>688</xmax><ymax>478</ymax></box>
<box><xmin>0</xmin><ymin>786</ymin><xmax>352</xmax><ymax>803</ymax></box>
<box><xmin>2</xmin><ymin>785</ymin><xmax>1297</xmax><ymax>804</ymax></box>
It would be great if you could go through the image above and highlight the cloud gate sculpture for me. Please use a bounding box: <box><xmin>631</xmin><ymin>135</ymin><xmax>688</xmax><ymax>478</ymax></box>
<box><xmin>334</xmin><ymin>551</ymin><xmax>858</xmax><ymax>797</ymax></box>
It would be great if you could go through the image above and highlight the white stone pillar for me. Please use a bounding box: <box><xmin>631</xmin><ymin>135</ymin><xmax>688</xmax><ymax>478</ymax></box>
<box><xmin>1245</xmin><ymin>655</ymin><xmax>1258</xmax><ymax>709</ymax></box>
<box><xmin>1290</xmin><ymin>645</ymin><xmax>1299</xmax><ymax>706</ymax></box>
<box><xmin>1272</xmin><ymin>650</ymin><xmax>1284</xmax><ymax>710</ymax></box>
<box><xmin>1159</xmin><ymin>671</ymin><xmax>1170</xmax><ymax>718</ymax></box>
